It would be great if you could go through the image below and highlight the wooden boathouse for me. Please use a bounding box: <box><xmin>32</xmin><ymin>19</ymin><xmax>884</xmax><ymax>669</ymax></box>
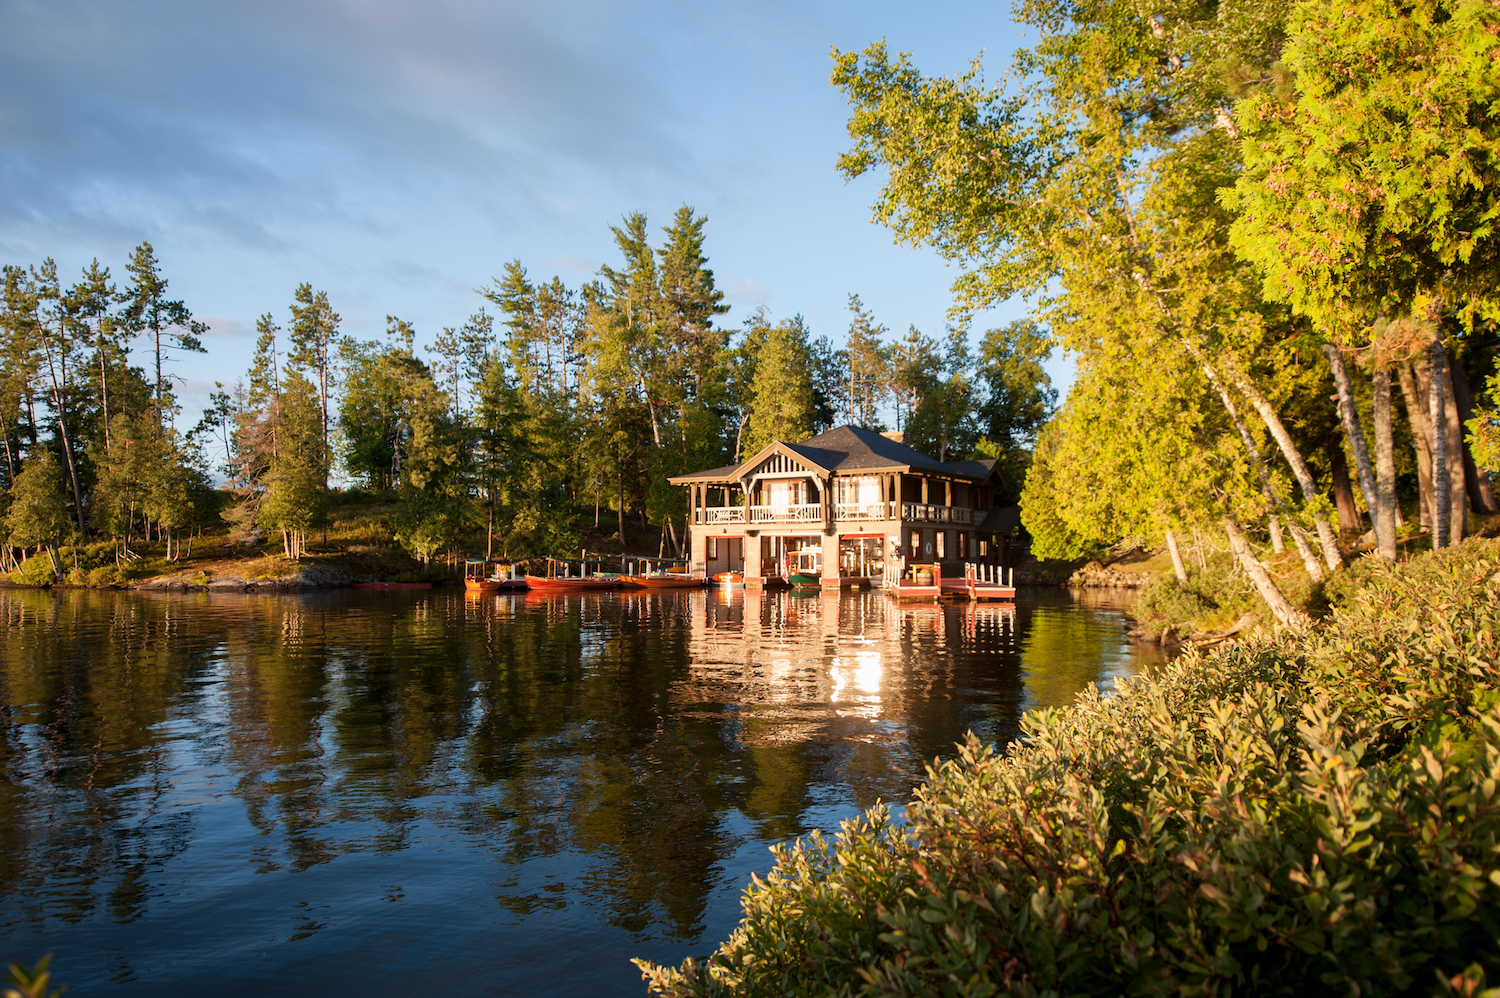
<box><xmin>669</xmin><ymin>425</ymin><xmax>1018</xmax><ymax>592</ymax></box>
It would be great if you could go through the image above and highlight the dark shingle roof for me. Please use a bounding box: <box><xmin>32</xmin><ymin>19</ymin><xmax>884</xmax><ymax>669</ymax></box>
<box><xmin>668</xmin><ymin>462</ymin><xmax>743</xmax><ymax>484</ymax></box>
<box><xmin>670</xmin><ymin>426</ymin><xmax>1001</xmax><ymax>484</ymax></box>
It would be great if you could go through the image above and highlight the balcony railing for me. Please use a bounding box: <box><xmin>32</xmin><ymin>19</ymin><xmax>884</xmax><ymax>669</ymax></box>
<box><xmin>901</xmin><ymin>503</ymin><xmax>973</xmax><ymax>525</ymax></box>
<box><xmin>695</xmin><ymin>501</ymin><xmax>974</xmax><ymax>526</ymax></box>
<box><xmin>748</xmin><ymin>503</ymin><xmax>823</xmax><ymax>523</ymax></box>
<box><xmin>835</xmin><ymin>501</ymin><xmax>893</xmax><ymax>521</ymax></box>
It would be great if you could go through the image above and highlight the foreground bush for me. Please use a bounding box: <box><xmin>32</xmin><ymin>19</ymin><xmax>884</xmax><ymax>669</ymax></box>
<box><xmin>638</xmin><ymin>541</ymin><xmax>1500</xmax><ymax>996</ymax></box>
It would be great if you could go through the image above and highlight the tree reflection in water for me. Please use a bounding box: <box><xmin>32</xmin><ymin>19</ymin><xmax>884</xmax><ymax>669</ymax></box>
<box><xmin>0</xmin><ymin>585</ymin><xmax>1157</xmax><ymax>996</ymax></box>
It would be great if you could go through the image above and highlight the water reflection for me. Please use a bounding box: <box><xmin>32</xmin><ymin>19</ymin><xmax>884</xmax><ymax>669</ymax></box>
<box><xmin>0</xmin><ymin>585</ymin><xmax>1159</xmax><ymax>996</ymax></box>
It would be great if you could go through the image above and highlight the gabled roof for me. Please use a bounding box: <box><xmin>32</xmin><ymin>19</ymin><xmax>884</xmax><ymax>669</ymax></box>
<box><xmin>669</xmin><ymin>425</ymin><xmax>1002</xmax><ymax>486</ymax></box>
<box><xmin>668</xmin><ymin>462</ymin><xmax>742</xmax><ymax>485</ymax></box>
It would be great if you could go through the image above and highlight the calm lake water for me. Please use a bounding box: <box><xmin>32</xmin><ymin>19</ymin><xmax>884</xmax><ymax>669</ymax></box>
<box><xmin>0</xmin><ymin>585</ymin><xmax>1162</xmax><ymax>996</ymax></box>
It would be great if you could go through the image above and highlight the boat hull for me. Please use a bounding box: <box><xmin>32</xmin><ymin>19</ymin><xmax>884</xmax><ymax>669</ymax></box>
<box><xmin>524</xmin><ymin>575</ymin><xmax>620</xmax><ymax>592</ymax></box>
<box><xmin>623</xmin><ymin>575</ymin><xmax>705</xmax><ymax>589</ymax></box>
<box><xmin>713</xmin><ymin>572</ymin><xmax>744</xmax><ymax>589</ymax></box>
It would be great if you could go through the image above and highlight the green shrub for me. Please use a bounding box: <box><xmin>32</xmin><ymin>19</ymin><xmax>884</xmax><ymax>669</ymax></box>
<box><xmin>639</xmin><ymin>539</ymin><xmax>1500</xmax><ymax>996</ymax></box>
<box><xmin>1132</xmin><ymin>555</ymin><xmax>1260</xmax><ymax>635</ymax></box>
<box><xmin>7</xmin><ymin>554</ymin><xmax>58</xmax><ymax>586</ymax></box>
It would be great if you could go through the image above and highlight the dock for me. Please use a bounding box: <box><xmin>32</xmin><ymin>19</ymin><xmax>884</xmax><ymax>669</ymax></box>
<box><xmin>884</xmin><ymin>562</ymin><xmax>1015</xmax><ymax>601</ymax></box>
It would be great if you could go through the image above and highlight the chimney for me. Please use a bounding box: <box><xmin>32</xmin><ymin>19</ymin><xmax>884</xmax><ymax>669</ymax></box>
<box><xmin>881</xmin><ymin>431</ymin><xmax>904</xmax><ymax>444</ymax></box>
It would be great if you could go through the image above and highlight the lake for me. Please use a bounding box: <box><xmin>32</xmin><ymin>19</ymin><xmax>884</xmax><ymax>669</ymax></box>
<box><xmin>0</xmin><ymin>585</ymin><xmax>1162</xmax><ymax>996</ymax></box>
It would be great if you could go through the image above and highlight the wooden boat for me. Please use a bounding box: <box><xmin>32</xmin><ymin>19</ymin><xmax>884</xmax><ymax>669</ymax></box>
<box><xmin>464</xmin><ymin>560</ymin><xmax>528</xmax><ymax>592</ymax></box>
<box><xmin>525</xmin><ymin>574</ymin><xmax>620</xmax><ymax>592</ymax></box>
<box><xmin>623</xmin><ymin>573</ymin><xmax>705</xmax><ymax>589</ymax></box>
<box><xmin>525</xmin><ymin>558</ymin><xmax>620</xmax><ymax>592</ymax></box>
<box><xmin>787</xmin><ymin>550</ymin><xmax>822</xmax><ymax>589</ymax></box>
<box><xmin>714</xmin><ymin>571</ymin><xmax>745</xmax><ymax>589</ymax></box>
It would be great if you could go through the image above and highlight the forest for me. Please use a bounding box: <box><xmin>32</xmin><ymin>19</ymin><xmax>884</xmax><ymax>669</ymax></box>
<box><xmin>0</xmin><ymin>211</ymin><xmax>1055</xmax><ymax>580</ymax></box>
<box><xmin>827</xmin><ymin>0</ymin><xmax>1500</xmax><ymax>626</ymax></box>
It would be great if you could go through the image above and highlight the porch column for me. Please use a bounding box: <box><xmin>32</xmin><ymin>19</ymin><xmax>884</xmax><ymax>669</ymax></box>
<box><xmin>944</xmin><ymin>480</ymin><xmax>952</xmax><ymax>506</ymax></box>
<box><xmin>821</xmin><ymin>530</ymin><xmax>841</xmax><ymax>591</ymax></box>
<box><xmin>921</xmin><ymin>477</ymin><xmax>929</xmax><ymax>504</ymax></box>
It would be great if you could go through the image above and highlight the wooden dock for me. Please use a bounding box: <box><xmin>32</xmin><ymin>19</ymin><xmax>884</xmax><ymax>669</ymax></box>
<box><xmin>884</xmin><ymin>562</ymin><xmax>1015</xmax><ymax>602</ymax></box>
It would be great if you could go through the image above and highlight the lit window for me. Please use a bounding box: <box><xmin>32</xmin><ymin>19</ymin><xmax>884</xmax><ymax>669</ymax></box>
<box><xmin>936</xmin><ymin>531</ymin><xmax>946</xmax><ymax>559</ymax></box>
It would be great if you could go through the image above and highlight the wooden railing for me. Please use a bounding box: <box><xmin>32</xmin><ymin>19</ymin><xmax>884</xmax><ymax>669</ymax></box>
<box><xmin>900</xmin><ymin>503</ymin><xmax>973</xmax><ymax>525</ymax></box>
<box><xmin>703</xmin><ymin>507</ymin><xmax>745</xmax><ymax>524</ymax></box>
<box><xmin>834</xmin><ymin>501</ymin><xmax>893</xmax><ymax>521</ymax></box>
<box><xmin>748</xmin><ymin>503</ymin><xmax>823</xmax><ymax>523</ymax></box>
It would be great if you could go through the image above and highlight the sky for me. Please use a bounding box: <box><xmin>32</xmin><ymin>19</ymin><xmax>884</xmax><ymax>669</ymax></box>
<box><xmin>0</xmin><ymin>0</ymin><xmax>1057</xmax><ymax>426</ymax></box>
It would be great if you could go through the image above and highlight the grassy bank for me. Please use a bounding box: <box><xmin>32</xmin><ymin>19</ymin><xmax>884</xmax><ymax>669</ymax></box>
<box><xmin>637</xmin><ymin>537</ymin><xmax>1500</xmax><ymax>996</ymax></box>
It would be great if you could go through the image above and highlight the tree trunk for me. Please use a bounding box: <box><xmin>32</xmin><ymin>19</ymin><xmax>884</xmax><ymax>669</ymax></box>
<box><xmin>1329</xmin><ymin>446</ymin><xmax>1362</xmax><ymax>530</ymax></box>
<box><xmin>1428</xmin><ymin>340</ymin><xmax>1450</xmax><ymax>549</ymax></box>
<box><xmin>1165</xmin><ymin>527</ymin><xmax>1188</xmax><ymax>585</ymax></box>
<box><xmin>1441</xmin><ymin>353</ymin><xmax>1469</xmax><ymax>543</ymax></box>
<box><xmin>1399</xmin><ymin>362</ymin><xmax>1435</xmax><ymax>530</ymax></box>
<box><xmin>1202</xmin><ymin>362</ymin><xmax>1285</xmax><ymax>553</ymax></box>
<box><xmin>617</xmin><ymin>470</ymin><xmax>626</xmax><ymax>545</ymax></box>
<box><xmin>1372</xmin><ymin>368</ymin><xmax>1398</xmax><ymax>562</ymax></box>
<box><xmin>1448</xmin><ymin>351</ymin><xmax>1500</xmax><ymax>514</ymax></box>
<box><xmin>1324</xmin><ymin>345</ymin><xmax>1380</xmax><ymax>542</ymax></box>
<box><xmin>1283</xmin><ymin>521</ymin><xmax>1324</xmax><ymax>581</ymax></box>
<box><xmin>39</xmin><ymin>334</ymin><xmax>87</xmax><ymax>537</ymax></box>
<box><xmin>1221</xmin><ymin>362</ymin><xmax>1343</xmax><ymax>569</ymax></box>
<box><xmin>1223</xmin><ymin>517</ymin><xmax>1308</xmax><ymax>629</ymax></box>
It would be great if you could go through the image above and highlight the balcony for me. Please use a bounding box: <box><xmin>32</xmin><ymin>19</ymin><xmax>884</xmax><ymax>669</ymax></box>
<box><xmin>901</xmin><ymin>503</ymin><xmax>973</xmax><ymax>525</ymax></box>
<box><xmin>748</xmin><ymin>503</ymin><xmax>823</xmax><ymax>523</ymax></box>
<box><xmin>703</xmin><ymin>507</ymin><xmax>745</xmax><ymax>524</ymax></box>
<box><xmin>835</xmin><ymin>501</ymin><xmax>893</xmax><ymax>521</ymax></box>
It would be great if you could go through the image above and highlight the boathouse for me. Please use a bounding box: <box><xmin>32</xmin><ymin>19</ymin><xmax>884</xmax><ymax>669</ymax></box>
<box><xmin>669</xmin><ymin>425</ymin><xmax>1011</xmax><ymax>590</ymax></box>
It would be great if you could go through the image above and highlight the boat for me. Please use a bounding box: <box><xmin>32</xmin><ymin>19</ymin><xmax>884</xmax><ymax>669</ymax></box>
<box><xmin>619</xmin><ymin>556</ymin><xmax>702</xmax><ymax>588</ymax></box>
<box><xmin>524</xmin><ymin>557</ymin><xmax>621</xmax><ymax>592</ymax></box>
<box><xmin>713</xmin><ymin>571</ymin><xmax>745</xmax><ymax>589</ymax></box>
<box><xmin>464</xmin><ymin>559</ymin><xmax>528</xmax><ymax>592</ymax></box>
<box><xmin>623</xmin><ymin>572</ymin><xmax>705</xmax><ymax>589</ymax></box>
<box><xmin>525</xmin><ymin>574</ymin><xmax>620</xmax><ymax>592</ymax></box>
<box><xmin>787</xmin><ymin>550</ymin><xmax>822</xmax><ymax>589</ymax></box>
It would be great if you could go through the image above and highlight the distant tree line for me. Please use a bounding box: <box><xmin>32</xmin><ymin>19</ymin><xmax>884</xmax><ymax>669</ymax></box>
<box><xmin>0</xmin><ymin>209</ymin><xmax>1055</xmax><ymax>571</ymax></box>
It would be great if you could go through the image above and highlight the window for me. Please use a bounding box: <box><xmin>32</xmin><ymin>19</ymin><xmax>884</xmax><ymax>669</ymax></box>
<box><xmin>837</xmin><ymin>476</ymin><xmax>880</xmax><ymax>504</ymax></box>
<box><xmin>958</xmin><ymin>532</ymin><xmax>969</xmax><ymax>559</ymax></box>
<box><xmin>908</xmin><ymin>529</ymin><xmax>920</xmax><ymax>558</ymax></box>
<box><xmin>708</xmin><ymin>537</ymin><xmax>719</xmax><ymax>559</ymax></box>
<box><xmin>979</xmin><ymin>538</ymin><xmax>989</xmax><ymax>557</ymax></box>
<box><xmin>936</xmin><ymin>531</ymin><xmax>946</xmax><ymax>559</ymax></box>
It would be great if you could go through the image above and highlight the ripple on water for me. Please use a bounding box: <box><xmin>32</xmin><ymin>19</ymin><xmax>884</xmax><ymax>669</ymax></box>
<box><xmin>0</xmin><ymin>585</ymin><xmax>1158</xmax><ymax>996</ymax></box>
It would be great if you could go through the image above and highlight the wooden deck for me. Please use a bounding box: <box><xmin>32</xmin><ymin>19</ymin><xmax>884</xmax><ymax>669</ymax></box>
<box><xmin>885</xmin><ymin>563</ymin><xmax>1015</xmax><ymax>602</ymax></box>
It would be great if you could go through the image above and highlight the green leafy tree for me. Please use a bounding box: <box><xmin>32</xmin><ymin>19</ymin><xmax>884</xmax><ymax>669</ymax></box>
<box><xmin>1226</xmin><ymin>0</ymin><xmax>1500</xmax><ymax>550</ymax></box>
<box><xmin>257</xmin><ymin>370</ymin><xmax>325</xmax><ymax>559</ymax></box>
<box><xmin>5</xmin><ymin>451</ymin><xmax>69</xmax><ymax>573</ymax></box>
<box><xmin>905</xmin><ymin>326</ymin><xmax>977</xmax><ymax>461</ymax></box>
<box><xmin>742</xmin><ymin>317</ymin><xmax>816</xmax><ymax>457</ymax></box>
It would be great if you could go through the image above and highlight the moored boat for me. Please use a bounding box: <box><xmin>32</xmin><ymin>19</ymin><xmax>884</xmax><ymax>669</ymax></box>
<box><xmin>786</xmin><ymin>550</ymin><xmax>822</xmax><ymax>589</ymax></box>
<box><xmin>624</xmin><ymin>573</ymin><xmax>705</xmax><ymax>589</ymax></box>
<box><xmin>713</xmin><ymin>571</ymin><xmax>745</xmax><ymax>589</ymax></box>
<box><xmin>525</xmin><ymin>557</ymin><xmax>621</xmax><ymax>592</ymax></box>
<box><xmin>464</xmin><ymin>559</ymin><xmax>529</xmax><ymax>592</ymax></box>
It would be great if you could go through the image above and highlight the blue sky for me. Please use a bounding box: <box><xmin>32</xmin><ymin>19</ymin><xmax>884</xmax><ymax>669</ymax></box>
<box><xmin>1</xmin><ymin>0</ymin><xmax>1059</xmax><ymax>424</ymax></box>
